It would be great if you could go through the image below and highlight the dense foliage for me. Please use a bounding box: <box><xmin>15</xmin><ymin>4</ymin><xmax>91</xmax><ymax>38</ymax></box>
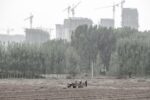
<box><xmin>0</xmin><ymin>26</ymin><xmax>150</xmax><ymax>78</ymax></box>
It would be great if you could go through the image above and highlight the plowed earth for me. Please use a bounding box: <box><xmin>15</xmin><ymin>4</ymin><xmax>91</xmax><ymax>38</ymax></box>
<box><xmin>0</xmin><ymin>78</ymin><xmax>150</xmax><ymax>100</ymax></box>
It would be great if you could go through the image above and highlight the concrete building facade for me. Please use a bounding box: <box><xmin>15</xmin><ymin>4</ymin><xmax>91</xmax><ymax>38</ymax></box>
<box><xmin>100</xmin><ymin>18</ymin><xmax>114</xmax><ymax>28</ymax></box>
<box><xmin>122</xmin><ymin>8</ymin><xmax>139</xmax><ymax>30</ymax></box>
<box><xmin>56</xmin><ymin>24</ymin><xmax>64</xmax><ymax>40</ymax></box>
<box><xmin>56</xmin><ymin>17</ymin><xmax>93</xmax><ymax>42</ymax></box>
<box><xmin>0</xmin><ymin>34</ymin><xmax>25</xmax><ymax>43</ymax></box>
<box><xmin>25</xmin><ymin>28</ymin><xmax>49</xmax><ymax>43</ymax></box>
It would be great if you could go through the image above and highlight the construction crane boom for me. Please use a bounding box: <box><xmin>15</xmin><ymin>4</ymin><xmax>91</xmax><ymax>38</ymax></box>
<box><xmin>63</xmin><ymin>1</ymin><xmax>81</xmax><ymax>18</ymax></box>
<box><xmin>71</xmin><ymin>1</ymin><xmax>81</xmax><ymax>17</ymax></box>
<box><xmin>24</xmin><ymin>14</ymin><xmax>34</xmax><ymax>29</ymax></box>
<box><xmin>63</xmin><ymin>6</ymin><xmax>71</xmax><ymax>18</ymax></box>
<box><xmin>96</xmin><ymin>0</ymin><xmax>125</xmax><ymax>28</ymax></box>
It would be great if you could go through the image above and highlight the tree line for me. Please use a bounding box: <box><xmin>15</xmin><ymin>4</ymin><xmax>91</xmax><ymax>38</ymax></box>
<box><xmin>0</xmin><ymin>25</ymin><xmax>150</xmax><ymax>78</ymax></box>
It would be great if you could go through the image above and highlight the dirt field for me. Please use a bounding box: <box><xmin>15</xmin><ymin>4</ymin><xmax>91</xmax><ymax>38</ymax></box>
<box><xmin>0</xmin><ymin>77</ymin><xmax>150</xmax><ymax>100</ymax></box>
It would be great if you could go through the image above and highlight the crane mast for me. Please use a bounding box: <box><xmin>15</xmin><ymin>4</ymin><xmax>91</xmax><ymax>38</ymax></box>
<box><xmin>24</xmin><ymin>14</ymin><xmax>34</xmax><ymax>29</ymax></box>
<box><xmin>63</xmin><ymin>1</ymin><xmax>81</xmax><ymax>18</ymax></box>
<box><xmin>71</xmin><ymin>1</ymin><xmax>81</xmax><ymax>17</ymax></box>
<box><xmin>121</xmin><ymin>0</ymin><xmax>125</xmax><ymax>27</ymax></box>
<box><xmin>96</xmin><ymin>0</ymin><xmax>125</xmax><ymax>28</ymax></box>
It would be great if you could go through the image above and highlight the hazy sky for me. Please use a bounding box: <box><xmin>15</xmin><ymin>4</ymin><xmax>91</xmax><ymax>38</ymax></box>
<box><xmin>0</xmin><ymin>0</ymin><xmax>150</xmax><ymax>38</ymax></box>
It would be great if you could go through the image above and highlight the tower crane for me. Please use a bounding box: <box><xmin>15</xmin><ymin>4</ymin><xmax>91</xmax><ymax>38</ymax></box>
<box><xmin>63</xmin><ymin>1</ymin><xmax>81</xmax><ymax>18</ymax></box>
<box><xmin>121</xmin><ymin>0</ymin><xmax>125</xmax><ymax>12</ymax></box>
<box><xmin>63</xmin><ymin>6</ymin><xmax>71</xmax><ymax>18</ymax></box>
<box><xmin>121</xmin><ymin>0</ymin><xmax>125</xmax><ymax>27</ymax></box>
<box><xmin>0</xmin><ymin>28</ymin><xmax>14</xmax><ymax>35</ymax></box>
<box><xmin>6</xmin><ymin>28</ymin><xmax>14</xmax><ymax>35</ymax></box>
<box><xmin>24</xmin><ymin>13</ymin><xmax>34</xmax><ymax>29</ymax></box>
<box><xmin>96</xmin><ymin>0</ymin><xmax>125</xmax><ymax>27</ymax></box>
<box><xmin>71</xmin><ymin>1</ymin><xmax>81</xmax><ymax>17</ymax></box>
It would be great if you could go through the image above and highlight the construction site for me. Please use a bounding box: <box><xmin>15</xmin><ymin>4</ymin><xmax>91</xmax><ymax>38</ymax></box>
<box><xmin>0</xmin><ymin>0</ymin><xmax>139</xmax><ymax>43</ymax></box>
<box><xmin>55</xmin><ymin>0</ymin><xmax>139</xmax><ymax>42</ymax></box>
<box><xmin>0</xmin><ymin>0</ymin><xmax>147</xmax><ymax>100</ymax></box>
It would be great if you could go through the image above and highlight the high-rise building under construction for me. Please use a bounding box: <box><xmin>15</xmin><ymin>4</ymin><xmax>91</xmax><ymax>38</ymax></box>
<box><xmin>122</xmin><ymin>8</ymin><xmax>139</xmax><ymax>30</ymax></box>
<box><xmin>56</xmin><ymin>17</ymin><xmax>93</xmax><ymax>42</ymax></box>
<box><xmin>100</xmin><ymin>18</ymin><xmax>114</xmax><ymax>28</ymax></box>
<box><xmin>25</xmin><ymin>28</ymin><xmax>49</xmax><ymax>43</ymax></box>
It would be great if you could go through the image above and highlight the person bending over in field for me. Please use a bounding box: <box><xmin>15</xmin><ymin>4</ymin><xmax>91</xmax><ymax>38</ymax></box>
<box><xmin>78</xmin><ymin>81</ymin><xmax>84</xmax><ymax>88</ymax></box>
<box><xmin>85</xmin><ymin>80</ymin><xmax>87</xmax><ymax>87</ymax></box>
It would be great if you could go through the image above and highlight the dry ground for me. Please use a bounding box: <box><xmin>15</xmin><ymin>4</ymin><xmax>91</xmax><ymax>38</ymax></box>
<box><xmin>0</xmin><ymin>77</ymin><xmax>150</xmax><ymax>100</ymax></box>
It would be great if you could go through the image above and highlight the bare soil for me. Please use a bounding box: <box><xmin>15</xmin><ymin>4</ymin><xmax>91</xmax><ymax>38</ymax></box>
<box><xmin>0</xmin><ymin>77</ymin><xmax>150</xmax><ymax>100</ymax></box>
